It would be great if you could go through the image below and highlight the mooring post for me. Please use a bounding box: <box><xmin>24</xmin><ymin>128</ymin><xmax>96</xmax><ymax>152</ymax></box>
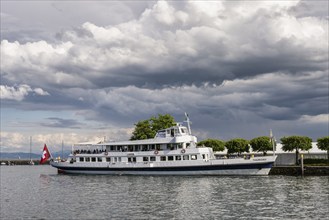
<box><xmin>301</xmin><ymin>154</ymin><xmax>304</xmax><ymax>176</ymax></box>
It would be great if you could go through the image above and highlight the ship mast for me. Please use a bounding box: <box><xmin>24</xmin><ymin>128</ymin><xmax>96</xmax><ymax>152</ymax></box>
<box><xmin>184</xmin><ymin>112</ymin><xmax>192</xmax><ymax>135</ymax></box>
<box><xmin>29</xmin><ymin>136</ymin><xmax>34</xmax><ymax>165</ymax></box>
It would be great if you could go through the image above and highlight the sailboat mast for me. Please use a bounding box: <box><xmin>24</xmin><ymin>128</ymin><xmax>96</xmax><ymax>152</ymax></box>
<box><xmin>30</xmin><ymin>136</ymin><xmax>32</xmax><ymax>161</ymax></box>
<box><xmin>61</xmin><ymin>140</ymin><xmax>64</xmax><ymax>159</ymax></box>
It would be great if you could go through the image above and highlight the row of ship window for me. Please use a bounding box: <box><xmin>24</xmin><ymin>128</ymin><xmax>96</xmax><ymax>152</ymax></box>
<box><xmin>76</xmin><ymin>154</ymin><xmax>201</xmax><ymax>163</ymax></box>
<box><xmin>107</xmin><ymin>143</ymin><xmax>187</xmax><ymax>152</ymax></box>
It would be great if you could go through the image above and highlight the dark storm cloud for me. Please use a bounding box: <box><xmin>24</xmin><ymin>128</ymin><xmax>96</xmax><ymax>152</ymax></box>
<box><xmin>1</xmin><ymin>1</ymin><xmax>149</xmax><ymax>42</ymax></box>
<box><xmin>290</xmin><ymin>0</ymin><xmax>329</xmax><ymax>18</ymax></box>
<box><xmin>55</xmin><ymin>71</ymin><xmax>326</xmax><ymax>126</ymax></box>
<box><xmin>40</xmin><ymin>117</ymin><xmax>84</xmax><ymax>129</ymax></box>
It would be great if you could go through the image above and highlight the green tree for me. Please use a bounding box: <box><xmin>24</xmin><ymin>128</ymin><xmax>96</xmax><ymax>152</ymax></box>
<box><xmin>130</xmin><ymin>114</ymin><xmax>176</xmax><ymax>140</ymax></box>
<box><xmin>130</xmin><ymin>120</ymin><xmax>154</xmax><ymax>140</ymax></box>
<box><xmin>317</xmin><ymin>136</ymin><xmax>329</xmax><ymax>161</ymax></box>
<box><xmin>250</xmin><ymin>136</ymin><xmax>273</xmax><ymax>155</ymax></box>
<box><xmin>280</xmin><ymin>136</ymin><xmax>312</xmax><ymax>165</ymax></box>
<box><xmin>197</xmin><ymin>139</ymin><xmax>225</xmax><ymax>152</ymax></box>
<box><xmin>150</xmin><ymin>114</ymin><xmax>176</xmax><ymax>132</ymax></box>
<box><xmin>225</xmin><ymin>138</ymin><xmax>250</xmax><ymax>155</ymax></box>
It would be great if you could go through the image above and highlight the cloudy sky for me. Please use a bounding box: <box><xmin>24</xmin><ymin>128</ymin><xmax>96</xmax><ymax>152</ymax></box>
<box><xmin>1</xmin><ymin>0</ymin><xmax>328</xmax><ymax>153</ymax></box>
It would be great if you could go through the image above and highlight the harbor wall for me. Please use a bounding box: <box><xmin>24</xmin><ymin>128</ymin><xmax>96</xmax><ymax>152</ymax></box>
<box><xmin>215</xmin><ymin>152</ymin><xmax>327</xmax><ymax>166</ymax></box>
<box><xmin>270</xmin><ymin>166</ymin><xmax>329</xmax><ymax>176</ymax></box>
<box><xmin>274</xmin><ymin>153</ymin><xmax>327</xmax><ymax>166</ymax></box>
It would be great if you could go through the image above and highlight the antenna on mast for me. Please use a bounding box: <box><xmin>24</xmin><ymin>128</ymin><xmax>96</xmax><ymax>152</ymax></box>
<box><xmin>184</xmin><ymin>112</ymin><xmax>192</xmax><ymax>135</ymax></box>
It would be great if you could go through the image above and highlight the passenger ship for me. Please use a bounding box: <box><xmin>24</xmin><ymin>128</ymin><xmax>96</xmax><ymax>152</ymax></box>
<box><xmin>50</xmin><ymin>115</ymin><xmax>277</xmax><ymax>175</ymax></box>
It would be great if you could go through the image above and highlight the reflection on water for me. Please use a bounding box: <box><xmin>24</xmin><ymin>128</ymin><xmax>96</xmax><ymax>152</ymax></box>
<box><xmin>1</xmin><ymin>166</ymin><xmax>328</xmax><ymax>219</ymax></box>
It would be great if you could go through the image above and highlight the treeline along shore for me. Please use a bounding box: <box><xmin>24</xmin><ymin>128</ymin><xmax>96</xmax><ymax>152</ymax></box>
<box><xmin>1</xmin><ymin>159</ymin><xmax>328</xmax><ymax>176</ymax></box>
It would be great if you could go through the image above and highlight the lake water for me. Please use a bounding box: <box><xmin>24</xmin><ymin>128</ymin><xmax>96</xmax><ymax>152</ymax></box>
<box><xmin>1</xmin><ymin>166</ymin><xmax>328</xmax><ymax>220</ymax></box>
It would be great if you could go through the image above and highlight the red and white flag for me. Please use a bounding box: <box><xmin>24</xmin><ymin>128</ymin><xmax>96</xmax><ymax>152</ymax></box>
<box><xmin>40</xmin><ymin>144</ymin><xmax>51</xmax><ymax>164</ymax></box>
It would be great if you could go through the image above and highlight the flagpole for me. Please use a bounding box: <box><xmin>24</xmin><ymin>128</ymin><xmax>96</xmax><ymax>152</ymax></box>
<box><xmin>48</xmin><ymin>144</ymin><xmax>53</xmax><ymax>159</ymax></box>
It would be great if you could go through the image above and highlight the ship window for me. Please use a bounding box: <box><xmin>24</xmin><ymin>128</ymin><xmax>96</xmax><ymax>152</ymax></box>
<box><xmin>150</xmin><ymin>156</ymin><xmax>156</xmax><ymax>162</ymax></box>
<box><xmin>91</xmin><ymin>157</ymin><xmax>96</xmax><ymax>162</ymax></box>
<box><xmin>160</xmin><ymin>156</ymin><xmax>166</xmax><ymax>161</ymax></box>
<box><xmin>97</xmin><ymin>157</ymin><xmax>102</xmax><ymax>162</ymax></box>
<box><xmin>106</xmin><ymin>157</ymin><xmax>111</xmax><ymax>162</ymax></box>
<box><xmin>118</xmin><ymin>157</ymin><xmax>121</xmax><ymax>162</ymax></box>
<box><xmin>180</xmin><ymin>128</ymin><xmax>185</xmax><ymax>133</ymax></box>
<box><xmin>191</xmin><ymin>155</ymin><xmax>197</xmax><ymax>160</ymax></box>
<box><xmin>202</xmin><ymin>154</ymin><xmax>205</xmax><ymax>159</ymax></box>
<box><xmin>110</xmin><ymin>146</ymin><xmax>114</xmax><ymax>151</ymax></box>
<box><xmin>143</xmin><ymin>157</ymin><xmax>149</xmax><ymax>162</ymax></box>
<box><xmin>167</xmin><ymin>130</ymin><xmax>170</xmax><ymax>134</ymax></box>
<box><xmin>175</xmin><ymin>155</ymin><xmax>181</xmax><ymax>160</ymax></box>
<box><xmin>168</xmin><ymin>156</ymin><xmax>174</xmax><ymax>161</ymax></box>
<box><xmin>86</xmin><ymin>157</ymin><xmax>90</xmax><ymax>162</ymax></box>
<box><xmin>183</xmin><ymin>155</ymin><xmax>189</xmax><ymax>160</ymax></box>
<box><xmin>128</xmin><ymin>157</ymin><xmax>136</xmax><ymax>163</ymax></box>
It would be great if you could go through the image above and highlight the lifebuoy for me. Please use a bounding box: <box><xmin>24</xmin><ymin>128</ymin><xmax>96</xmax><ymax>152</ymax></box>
<box><xmin>104</xmin><ymin>152</ymin><xmax>108</xmax><ymax>156</ymax></box>
<box><xmin>181</xmin><ymin>149</ymin><xmax>186</xmax><ymax>154</ymax></box>
<box><xmin>154</xmin><ymin>150</ymin><xmax>159</xmax><ymax>155</ymax></box>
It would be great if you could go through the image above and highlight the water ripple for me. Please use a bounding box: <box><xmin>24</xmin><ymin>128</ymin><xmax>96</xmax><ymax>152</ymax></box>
<box><xmin>1</xmin><ymin>166</ymin><xmax>328</xmax><ymax>219</ymax></box>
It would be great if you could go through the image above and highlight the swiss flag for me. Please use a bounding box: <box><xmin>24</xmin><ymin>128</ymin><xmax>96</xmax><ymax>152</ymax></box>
<box><xmin>40</xmin><ymin>144</ymin><xmax>51</xmax><ymax>164</ymax></box>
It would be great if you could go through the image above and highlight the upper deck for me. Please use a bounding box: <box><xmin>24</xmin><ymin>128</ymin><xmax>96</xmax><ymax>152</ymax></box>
<box><xmin>155</xmin><ymin>124</ymin><xmax>189</xmax><ymax>138</ymax></box>
<box><xmin>73</xmin><ymin>115</ymin><xmax>197</xmax><ymax>153</ymax></box>
<box><xmin>85</xmin><ymin>124</ymin><xmax>198</xmax><ymax>148</ymax></box>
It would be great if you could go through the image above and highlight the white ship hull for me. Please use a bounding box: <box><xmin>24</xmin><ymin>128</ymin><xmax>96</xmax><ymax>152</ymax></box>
<box><xmin>52</xmin><ymin>168</ymin><xmax>272</xmax><ymax>176</ymax></box>
<box><xmin>50</xmin><ymin>156</ymin><xmax>276</xmax><ymax>176</ymax></box>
